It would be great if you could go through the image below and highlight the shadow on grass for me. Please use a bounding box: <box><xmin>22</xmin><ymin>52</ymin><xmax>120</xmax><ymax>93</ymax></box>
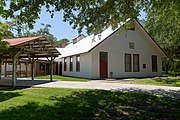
<box><xmin>0</xmin><ymin>91</ymin><xmax>22</xmax><ymax>102</ymax></box>
<box><xmin>0</xmin><ymin>90</ymin><xmax>180</xmax><ymax>120</ymax></box>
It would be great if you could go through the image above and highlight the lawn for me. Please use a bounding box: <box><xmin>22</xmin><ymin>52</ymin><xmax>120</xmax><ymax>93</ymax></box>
<box><xmin>123</xmin><ymin>78</ymin><xmax>180</xmax><ymax>87</ymax></box>
<box><xmin>162</xmin><ymin>71</ymin><xmax>180</xmax><ymax>77</ymax></box>
<box><xmin>0</xmin><ymin>88</ymin><xmax>179</xmax><ymax>120</ymax></box>
<box><xmin>35</xmin><ymin>75</ymin><xmax>89</xmax><ymax>82</ymax></box>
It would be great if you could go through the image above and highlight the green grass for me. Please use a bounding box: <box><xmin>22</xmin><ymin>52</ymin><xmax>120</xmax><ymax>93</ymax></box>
<box><xmin>35</xmin><ymin>75</ymin><xmax>89</xmax><ymax>82</ymax></box>
<box><xmin>162</xmin><ymin>71</ymin><xmax>180</xmax><ymax>77</ymax></box>
<box><xmin>0</xmin><ymin>88</ymin><xmax>179</xmax><ymax>120</ymax></box>
<box><xmin>123</xmin><ymin>78</ymin><xmax>180</xmax><ymax>87</ymax></box>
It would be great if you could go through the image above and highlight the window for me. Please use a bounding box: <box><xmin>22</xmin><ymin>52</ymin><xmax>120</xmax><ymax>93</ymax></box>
<box><xmin>125</xmin><ymin>53</ymin><xmax>140</xmax><ymax>72</ymax></box>
<box><xmin>143</xmin><ymin>64</ymin><xmax>146</xmax><ymax>69</ymax></box>
<box><xmin>70</xmin><ymin>56</ymin><xmax>73</xmax><ymax>71</ymax></box>
<box><xmin>125</xmin><ymin>53</ymin><xmax>132</xmax><ymax>72</ymax></box>
<box><xmin>129</xmin><ymin>42</ymin><xmax>135</xmax><ymax>49</ymax></box>
<box><xmin>128</xmin><ymin>27</ymin><xmax>135</xmax><ymax>31</ymax></box>
<box><xmin>133</xmin><ymin>54</ymin><xmax>140</xmax><ymax>72</ymax></box>
<box><xmin>152</xmin><ymin>55</ymin><xmax>158</xmax><ymax>72</ymax></box>
<box><xmin>64</xmin><ymin>58</ymin><xmax>67</xmax><ymax>71</ymax></box>
<box><xmin>76</xmin><ymin>55</ymin><xmax>80</xmax><ymax>72</ymax></box>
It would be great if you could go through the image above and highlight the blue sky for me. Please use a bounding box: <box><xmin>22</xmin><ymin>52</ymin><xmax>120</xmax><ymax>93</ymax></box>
<box><xmin>32</xmin><ymin>8</ymin><xmax>146</xmax><ymax>41</ymax></box>
<box><xmin>32</xmin><ymin>8</ymin><xmax>85</xmax><ymax>41</ymax></box>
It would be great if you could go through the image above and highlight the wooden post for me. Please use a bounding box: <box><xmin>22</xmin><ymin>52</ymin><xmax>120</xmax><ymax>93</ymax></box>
<box><xmin>50</xmin><ymin>57</ymin><xmax>53</xmax><ymax>81</ymax></box>
<box><xmin>0</xmin><ymin>57</ymin><xmax>2</xmax><ymax>80</ymax></box>
<box><xmin>31</xmin><ymin>61</ymin><xmax>35</xmax><ymax>81</ymax></box>
<box><xmin>0</xmin><ymin>63</ymin><xmax>1</xmax><ymax>80</ymax></box>
<box><xmin>34</xmin><ymin>62</ymin><xmax>37</xmax><ymax>77</ymax></box>
<box><xmin>26</xmin><ymin>62</ymin><xmax>28</xmax><ymax>77</ymax></box>
<box><xmin>12</xmin><ymin>52</ymin><xmax>20</xmax><ymax>89</ymax></box>
<box><xmin>19</xmin><ymin>62</ymin><xmax>21</xmax><ymax>77</ymax></box>
<box><xmin>44</xmin><ymin>63</ymin><xmax>46</xmax><ymax>76</ymax></box>
<box><xmin>5</xmin><ymin>62</ymin><xmax>7</xmax><ymax>77</ymax></box>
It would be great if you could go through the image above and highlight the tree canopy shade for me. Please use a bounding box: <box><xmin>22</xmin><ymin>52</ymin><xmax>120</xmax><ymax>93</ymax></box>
<box><xmin>0</xmin><ymin>0</ymin><xmax>179</xmax><ymax>35</ymax></box>
<box><xmin>1</xmin><ymin>0</ymin><xmax>138</xmax><ymax>34</ymax></box>
<box><xmin>0</xmin><ymin>1</ymin><xmax>179</xmax><ymax>50</ymax></box>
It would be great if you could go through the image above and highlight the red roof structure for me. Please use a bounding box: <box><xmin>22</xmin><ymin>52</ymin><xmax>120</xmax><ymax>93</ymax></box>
<box><xmin>0</xmin><ymin>36</ymin><xmax>60</xmax><ymax>89</ymax></box>
<box><xmin>3</xmin><ymin>36</ymin><xmax>43</xmax><ymax>46</ymax></box>
<box><xmin>1</xmin><ymin>36</ymin><xmax>60</xmax><ymax>58</ymax></box>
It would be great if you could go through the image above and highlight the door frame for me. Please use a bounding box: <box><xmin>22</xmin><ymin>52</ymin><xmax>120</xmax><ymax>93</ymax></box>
<box><xmin>99</xmin><ymin>52</ymin><xmax>108</xmax><ymax>78</ymax></box>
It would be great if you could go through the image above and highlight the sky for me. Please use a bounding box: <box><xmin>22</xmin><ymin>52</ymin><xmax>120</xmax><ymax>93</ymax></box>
<box><xmin>32</xmin><ymin>8</ymin><xmax>86</xmax><ymax>41</ymax></box>
<box><xmin>32</xmin><ymin>8</ymin><xmax>146</xmax><ymax>41</ymax></box>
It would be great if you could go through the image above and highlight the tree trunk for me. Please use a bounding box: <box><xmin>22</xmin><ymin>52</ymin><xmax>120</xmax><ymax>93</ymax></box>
<box><xmin>165</xmin><ymin>63</ymin><xmax>169</xmax><ymax>74</ymax></box>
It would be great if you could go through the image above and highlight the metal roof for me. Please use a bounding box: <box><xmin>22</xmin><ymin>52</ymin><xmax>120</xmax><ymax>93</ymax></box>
<box><xmin>0</xmin><ymin>36</ymin><xmax>60</xmax><ymax>59</ymax></box>
<box><xmin>3</xmin><ymin>36</ymin><xmax>42</xmax><ymax>46</ymax></box>
<box><xmin>57</xmin><ymin>25</ymin><xmax>120</xmax><ymax>58</ymax></box>
<box><xmin>57</xmin><ymin>19</ymin><xmax>167</xmax><ymax>59</ymax></box>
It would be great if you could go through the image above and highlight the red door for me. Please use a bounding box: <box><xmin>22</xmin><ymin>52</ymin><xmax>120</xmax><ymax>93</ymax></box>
<box><xmin>100</xmin><ymin>52</ymin><xmax>108</xmax><ymax>78</ymax></box>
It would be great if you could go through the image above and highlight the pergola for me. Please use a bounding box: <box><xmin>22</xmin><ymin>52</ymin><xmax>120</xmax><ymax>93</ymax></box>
<box><xmin>0</xmin><ymin>36</ymin><xmax>60</xmax><ymax>89</ymax></box>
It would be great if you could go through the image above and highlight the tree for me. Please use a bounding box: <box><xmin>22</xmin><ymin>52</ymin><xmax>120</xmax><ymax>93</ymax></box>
<box><xmin>144</xmin><ymin>0</ymin><xmax>180</xmax><ymax>73</ymax></box>
<box><xmin>1</xmin><ymin>1</ymin><xmax>178</xmax><ymax>35</ymax></box>
<box><xmin>56</xmin><ymin>38</ymin><xmax>70</xmax><ymax>48</ymax></box>
<box><xmin>0</xmin><ymin>1</ymin><xmax>148</xmax><ymax>34</ymax></box>
<box><xmin>12</xmin><ymin>23</ymin><xmax>58</xmax><ymax>46</ymax></box>
<box><xmin>0</xmin><ymin>22</ymin><xmax>12</xmax><ymax>50</ymax></box>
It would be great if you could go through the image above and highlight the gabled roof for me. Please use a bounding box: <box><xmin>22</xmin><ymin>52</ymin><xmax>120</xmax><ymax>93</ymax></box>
<box><xmin>134</xmin><ymin>20</ymin><xmax>167</xmax><ymax>58</ymax></box>
<box><xmin>1</xmin><ymin>36</ymin><xmax>60</xmax><ymax>58</ymax></box>
<box><xmin>72</xmin><ymin>34</ymin><xmax>86</xmax><ymax>40</ymax></box>
<box><xmin>3</xmin><ymin>36</ymin><xmax>43</xmax><ymax>46</ymax></box>
<box><xmin>57</xmin><ymin>24</ymin><xmax>121</xmax><ymax>58</ymax></box>
<box><xmin>57</xmin><ymin>19</ymin><xmax>167</xmax><ymax>58</ymax></box>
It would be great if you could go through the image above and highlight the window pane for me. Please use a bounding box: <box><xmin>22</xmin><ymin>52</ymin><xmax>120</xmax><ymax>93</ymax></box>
<box><xmin>76</xmin><ymin>55</ymin><xmax>80</xmax><ymax>72</ymax></box>
<box><xmin>77</xmin><ymin>56</ymin><xmax>80</xmax><ymax>61</ymax></box>
<box><xmin>64</xmin><ymin>58</ymin><xmax>66</xmax><ymax>71</ymax></box>
<box><xmin>133</xmin><ymin>54</ymin><xmax>139</xmax><ymax>72</ymax></box>
<box><xmin>129</xmin><ymin>42</ymin><xmax>135</xmax><ymax>49</ymax></box>
<box><xmin>100</xmin><ymin>52</ymin><xmax>108</xmax><ymax>62</ymax></box>
<box><xmin>125</xmin><ymin>54</ymin><xmax>131</xmax><ymax>72</ymax></box>
<box><xmin>152</xmin><ymin>55</ymin><xmax>157</xmax><ymax>72</ymax></box>
<box><xmin>70</xmin><ymin>57</ymin><xmax>73</xmax><ymax>71</ymax></box>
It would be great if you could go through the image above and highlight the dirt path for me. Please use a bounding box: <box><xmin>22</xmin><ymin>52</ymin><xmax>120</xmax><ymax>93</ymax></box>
<box><xmin>1</xmin><ymin>78</ymin><xmax>180</xmax><ymax>98</ymax></box>
<box><xmin>33</xmin><ymin>80</ymin><xmax>180</xmax><ymax>98</ymax></box>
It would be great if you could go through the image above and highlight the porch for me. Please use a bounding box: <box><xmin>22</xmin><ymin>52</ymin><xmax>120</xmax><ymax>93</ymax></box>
<box><xmin>1</xmin><ymin>59</ymin><xmax>59</xmax><ymax>78</ymax></box>
<box><xmin>0</xmin><ymin>36</ymin><xmax>60</xmax><ymax>89</ymax></box>
<box><xmin>0</xmin><ymin>77</ymin><xmax>53</xmax><ymax>88</ymax></box>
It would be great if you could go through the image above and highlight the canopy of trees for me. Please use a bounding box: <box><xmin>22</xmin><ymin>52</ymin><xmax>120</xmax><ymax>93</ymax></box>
<box><xmin>56</xmin><ymin>38</ymin><xmax>70</xmax><ymax>48</ymax></box>
<box><xmin>0</xmin><ymin>0</ymin><xmax>178</xmax><ymax>34</ymax></box>
<box><xmin>144</xmin><ymin>1</ymin><xmax>180</xmax><ymax>73</ymax></box>
<box><xmin>16</xmin><ymin>23</ymin><xmax>58</xmax><ymax>45</ymax></box>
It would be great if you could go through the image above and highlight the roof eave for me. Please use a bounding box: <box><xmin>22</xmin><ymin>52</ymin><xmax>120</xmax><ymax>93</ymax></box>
<box><xmin>134</xmin><ymin>19</ymin><xmax>168</xmax><ymax>58</ymax></box>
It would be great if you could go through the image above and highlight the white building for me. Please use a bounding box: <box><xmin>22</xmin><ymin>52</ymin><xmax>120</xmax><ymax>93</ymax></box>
<box><xmin>55</xmin><ymin>19</ymin><xmax>167</xmax><ymax>79</ymax></box>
